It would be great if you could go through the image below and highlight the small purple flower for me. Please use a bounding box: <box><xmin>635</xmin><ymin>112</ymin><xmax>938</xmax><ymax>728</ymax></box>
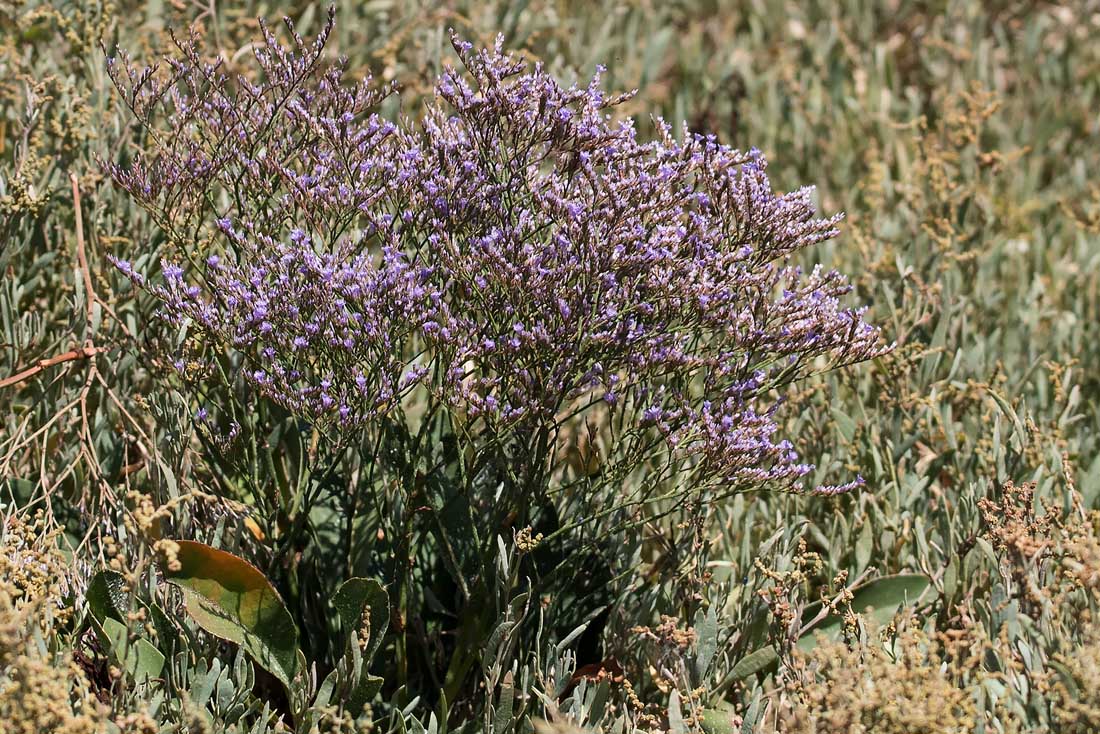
<box><xmin>162</xmin><ymin>262</ymin><xmax>184</xmax><ymax>281</ymax></box>
<box><xmin>106</xmin><ymin>23</ymin><xmax>884</xmax><ymax>496</ymax></box>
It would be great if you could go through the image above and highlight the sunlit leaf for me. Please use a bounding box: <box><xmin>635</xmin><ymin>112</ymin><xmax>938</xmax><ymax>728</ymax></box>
<box><xmin>798</xmin><ymin>574</ymin><xmax>931</xmax><ymax>651</ymax></box>
<box><xmin>699</xmin><ymin>704</ymin><xmax>740</xmax><ymax>734</ymax></box>
<box><xmin>163</xmin><ymin>540</ymin><xmax>298</xmax><ymax>690</ymax></box>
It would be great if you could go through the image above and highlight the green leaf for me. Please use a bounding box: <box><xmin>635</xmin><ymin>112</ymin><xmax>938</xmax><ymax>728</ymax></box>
<box><xmin>741</xmin><ymin>698</ymin><xmax>763</xmax><ymax>734</ymax></box>
<box><xmin>102</xmin><ymin>617</ymin><xmax>165</xmax><ymax>685</ymax></box>
<box><xmin>314</xmin><ymin>668</ymin><xmax>338</xmax><ymax>710</ymax></box>
<box><xmin>163</xmin><ymin>540</ymin><xmax>298</xmax><ymax>690</ymax></box>
<box><xmin>87</xmin><ymin>570</ymin><xmax>128</xmax><ymax>623</ymax></box>
<box><xmin>492</xmin><ymin>671</ymin><xmax>514</xmax><ymax>734</ymax></box>
<box><xmin>146</xmin><ymin>600</ymin><xmax>179</xmax><ymax>652</ymax></box>
<box><xmin>333</xmin><ymin>577</ymin><xmax>389</xmax><ymax>662</ymax></box>
<box><xmin>668</xmin><ymin>690</ymin><xmax>685</xmax><ymax>734</ymax></box>
<box><xmin>88</xmin><ymin>570</ymin><xmax>164</xmax><ymax>685</ymax></box>
<box><xmin>833</xmin><ymin>408</ymin><xmax>857</xmax><ymax>442</ymax></box>
<box><xmin>349</xmin><ymin>674</ymin><xmax>384</xmax><ymax>717</ymax></box>
<box><xmin>798</xmin><ymin>574</ymin><xmax>931</xmax><ymax>651</ymax></box>
<box><xmin>693</xmin><ymin>605</ymin><xmax>719</xmax><ymax>682</ymax></box>
<box><xmin>855</xmin><ymin>521</ymin><xmax>874</xmax><ymax>571</ymax></box>
<box><xmin>191</xmin><ymin>658</ymin><xmax>221</xmax><ymax>709</ymax></box>
<box><xmin>1</xmin><ymin>478</ymin><xmax>34</xmax><ymax>507</ymax></box>
<box><xmin>699</xmin><ymin>704</ymin><xmax>740</xmax><ymax>734</ymax></box>
<box><xmin>331</xmin><ymin>577</ymin><xmax>390</xmax><ymax>715</ymax></box>
<box><xmin>1047</xmin><ymin>659</ymin><xmax>1080</xmax><ymax>699</ymax></box>
<box><xmin>483</xmin><ymin>620</ymin><xmax>516</xmax><ymax>675</ymax></box>
<box><xmin>942</xmin><ymin>560</ymin><xmax>958</xmax><ymax>602</ymax></box>
<box><xmin>729</xmin><ymin>646</ymin><xmax>778</xmax><ymax>680</ymax></box>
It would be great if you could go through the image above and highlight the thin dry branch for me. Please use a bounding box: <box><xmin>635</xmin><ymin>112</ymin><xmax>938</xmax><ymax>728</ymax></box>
<box><xmin>0</xmin><ymin>173</ymin><xmax>107</xmax><ymax>392</ymax></box>
<box><xmin>0</xmin><ymin>345</ymin><xmax>105</xmax><ymax>389</ymax></box>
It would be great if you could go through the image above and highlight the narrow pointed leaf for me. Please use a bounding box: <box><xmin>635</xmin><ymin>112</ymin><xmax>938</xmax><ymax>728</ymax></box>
<box><xmin>729</xmin><ymin>646</ymin><xmax>778</xmax><ymax>680</ymax></box>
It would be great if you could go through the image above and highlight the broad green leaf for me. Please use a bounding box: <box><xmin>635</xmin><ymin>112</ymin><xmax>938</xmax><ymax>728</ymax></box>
<box><xmin>798</xmin><ymin>574</ymin><xmax>931</xmax><ymax>651</ymax></box>
<box><xmin>333</xmin><ymin>577</ymin><xmax>390</xmax><ymax>662</ymax></box>
<box><xmin>163</xmin><ymin>540</ymin><xmax>298</xmax><ymax>690</ymax></box>
<box><xmin>331</xmin><ymin>577</ymin><xmax>390</xmax><ymax>715</ymax></box>
<box><xmin>349</xmin><ymin>674</ymin><xmax>385</xmax><ymax>715</ymax></box>
<box><xmin>102</xmin><ymin>617</ymin><xmax>165</xmax><ymax>685</ymax></box>
<box><xmin>699</xmin><ymin>704</ymin><xmax>740</xmax><ymax>734</ymax></box>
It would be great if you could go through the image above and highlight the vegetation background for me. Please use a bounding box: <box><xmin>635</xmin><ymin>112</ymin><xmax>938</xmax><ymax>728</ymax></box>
<box><xmin>2</xmin><ymin>0</ymin><xmax>1099</xmax><ymax>732</ymax></box>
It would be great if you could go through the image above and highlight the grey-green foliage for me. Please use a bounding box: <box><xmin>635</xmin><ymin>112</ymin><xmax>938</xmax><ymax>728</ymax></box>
<box><xmin>2</xmin><ymin>0</ymin><xmax>1099</xmax><ymax>732</ymax></box>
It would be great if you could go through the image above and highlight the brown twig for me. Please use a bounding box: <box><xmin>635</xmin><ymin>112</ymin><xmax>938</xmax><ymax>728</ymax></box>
<box><xmin>0</xmin><ymin>174</ymin><xmax>106</xmax><ymax>392</ymax></box>
<box><xmin>69</xmin><ymin>171</ymin><xmax>113</xmax><ymax>500</ymax></box>
<box><xmin>0</xmin><ymin>172</ymin><xmax>105</xmax><ymax>393</ymax></box>
<box><xmin>0</xmin><ymin>345</ymin><xmax>105</xmax><ymax>389</ymax></box>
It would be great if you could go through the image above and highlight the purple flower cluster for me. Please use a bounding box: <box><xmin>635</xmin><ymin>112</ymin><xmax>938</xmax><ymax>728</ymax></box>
<box><xmin>107</xmin><ymin>12</ymin><xmax>886</xmax><ymax>493</ymax></box>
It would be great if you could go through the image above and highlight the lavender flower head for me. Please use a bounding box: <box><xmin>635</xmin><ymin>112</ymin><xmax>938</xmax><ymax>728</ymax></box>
<box><xmin>106</xmin><ymin>12</ymin><xmax>887</xmax><ymax>495</ymax></box>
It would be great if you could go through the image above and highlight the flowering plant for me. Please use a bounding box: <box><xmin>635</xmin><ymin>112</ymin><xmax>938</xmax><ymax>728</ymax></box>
<box><xmin>109</xmin><ymin>9</ymin><xmax>881</xmax><ymax>488</ymax></box>
<box><xmin>106</xmin><ymin>7</ymin><xmax>885</xmax><ymax>707</ymax></box>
